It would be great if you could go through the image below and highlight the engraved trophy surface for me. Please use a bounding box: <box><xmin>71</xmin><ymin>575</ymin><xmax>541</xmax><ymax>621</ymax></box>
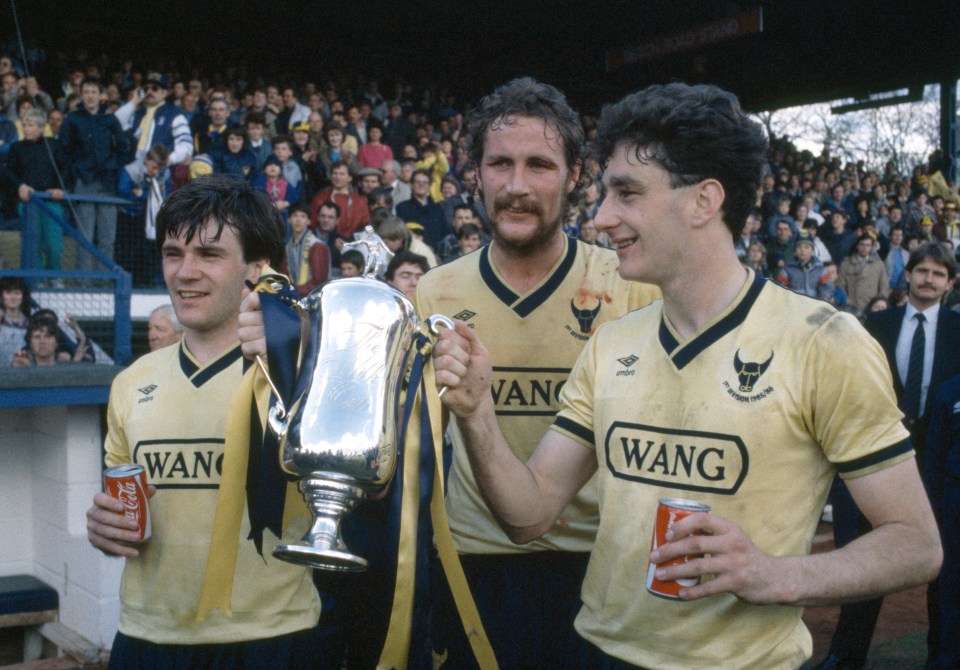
<box><xmin>263</xmin><ymin>228</ymin><xmax>450</xmax><ymax>571</ymax></box>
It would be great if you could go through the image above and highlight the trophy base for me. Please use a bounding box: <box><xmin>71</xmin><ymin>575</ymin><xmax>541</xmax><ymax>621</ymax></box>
<box><xmin>273</xmin><ymin>544</ymin><xmax>369</xmax><ymax>572</ymax></box>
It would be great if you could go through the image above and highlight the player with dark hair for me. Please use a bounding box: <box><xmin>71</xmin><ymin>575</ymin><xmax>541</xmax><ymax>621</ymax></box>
<box><xmin>434</xmin><ymin>82</ymin><xmax>940</xmax><ymax>669</ymax></box>
<box><xmin>418</xmin><ymin>76</ymin><xmax>659</xmax><ymax>669</ymax></box>
<box><xmin>86</xmin><ymin>174</ymin><xmax>326</xmax><ymax>669</ymax></box>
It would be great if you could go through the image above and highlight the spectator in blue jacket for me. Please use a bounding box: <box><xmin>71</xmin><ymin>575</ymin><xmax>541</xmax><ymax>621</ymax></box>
<box><xmin>60</xmin><ymin>77</ymin><xmax>130</xmax><ymax>270</ymax></box>
<box><xmin>210</xmin><ymin>125</ymin><xmax>257</xmax><ymax>180</ymax></box>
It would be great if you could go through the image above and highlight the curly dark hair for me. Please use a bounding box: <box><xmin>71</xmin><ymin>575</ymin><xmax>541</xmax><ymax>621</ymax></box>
<box><xmin>596</xmin><ymin>83</ymin><xmax>768</xmax><ymax>241</ymax></box>
<box><xmin>467</xmin><ymin>77</ymin><xmax>587</xmax><ymax>209</ymax></box>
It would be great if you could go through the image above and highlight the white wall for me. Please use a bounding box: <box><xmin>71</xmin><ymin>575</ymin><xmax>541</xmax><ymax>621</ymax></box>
<box><xmin>0</xmin><ymin>405</ymin><xmax>122</xmax><ymax>649</ymax></box>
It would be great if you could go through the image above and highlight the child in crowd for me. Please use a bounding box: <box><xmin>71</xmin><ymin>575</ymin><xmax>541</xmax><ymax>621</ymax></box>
<box><xmin>743</xmin><ymin>240</ymin><xmax>771</xmax><ymax>279</ymax></box>
<box><xmin>338</xmin><ymin>249</ymin><xmax>365</xmax><ymax>277</ymax></box>
<box><xmin>271</xmin><ymin>135</ymin><xmax>303</xmax><ymax>196</ymax></box>
<box><xmin>457</xmin><ymin>222</ymin><xmax>483</xmax><ymax>256</ymax></box>
<box><xmin>253</xmin><ymin>155</ymin><xmax>299</xmax><ymax>221</ymax></box>
<box><xmin>211</xmin><ymin>125</ymin><xmax>257</xmax><ymax>180</ymax></box>
<box><xmin>245</xmin><ymin>112</ymin><xmax>271</xmax><ymax>172</ymax></box>
<box><xmin>281</xmin><ymin>204</ymin><xmax>330</xmax><ymax>296</ymax></box>
<box><xmin>776</xmin><ymin>231</ymin><xmax>834</xmax><ymax>301</ymax></box>
<box><xmin>118</xmin><ymin>144</ymin><xmax>171</xmax><ymax>287</ymax></box>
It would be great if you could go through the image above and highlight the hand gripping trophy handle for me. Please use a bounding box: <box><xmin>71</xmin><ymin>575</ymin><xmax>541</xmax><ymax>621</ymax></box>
<box><xmin>257</xmin><ymin>269</ymin><xmax>452</xmax><ymax>572</ymax></box>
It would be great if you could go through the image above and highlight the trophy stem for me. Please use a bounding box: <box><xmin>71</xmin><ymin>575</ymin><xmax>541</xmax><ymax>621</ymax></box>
<box><xmin>272</xmin><ymin>472</ymin><xmax>369</xmax><ymax>572</ymax></box>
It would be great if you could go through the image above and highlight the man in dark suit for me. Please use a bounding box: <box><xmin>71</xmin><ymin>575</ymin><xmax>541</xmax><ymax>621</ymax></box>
<box><xmin>817</xmin><ymin>241</ymin><xmax>960</xmax><ymax>670</ymax></box>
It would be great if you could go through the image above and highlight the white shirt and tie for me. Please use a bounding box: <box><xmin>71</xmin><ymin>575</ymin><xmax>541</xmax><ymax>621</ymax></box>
<box><xmin>896</xmin><ymin>302</ymin><xmax>939</xmax><ymax>417</ymax></box>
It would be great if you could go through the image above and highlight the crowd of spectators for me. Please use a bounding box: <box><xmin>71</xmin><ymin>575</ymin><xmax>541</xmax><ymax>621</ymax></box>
<box><xmin>1</xmin><ymin>48</ymin><xmax>959</xmax><ymax>313</ymax></box>
<box><xmin>0</xmin><ymin>275</ymin><xmax>90</xmax><ymax>366</ymax></box>
<box><xmin>742</xmin><ymin>140</ymin><xmax>960</xmax><ymax>317</ymax></box>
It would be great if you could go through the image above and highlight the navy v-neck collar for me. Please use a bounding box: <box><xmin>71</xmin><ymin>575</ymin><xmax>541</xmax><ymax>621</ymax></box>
<box><xmin>658</xmin><ymin>273</ymin><xmax>766</xmax><ymax>370</ymax></box>
<box><xmin>478</xmin><ymin>237</ymin><xmax>578</xmax><ymax>317</ymax></box>
<box><xmin>178</xmin><ymin>342</ymin><xmax>246</xmax><ymax>387</ymax></box>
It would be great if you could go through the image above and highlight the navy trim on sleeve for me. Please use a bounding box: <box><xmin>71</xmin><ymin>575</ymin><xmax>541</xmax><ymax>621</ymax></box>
<box><xmin>835</xmin><ymin>438</ymin><xmax>914</xmax><ymax>475</ymax></box>
<box><xmin>553</xmin><ymin>415</ymin><xmax>594</xmax><ymax>446</ymax></box>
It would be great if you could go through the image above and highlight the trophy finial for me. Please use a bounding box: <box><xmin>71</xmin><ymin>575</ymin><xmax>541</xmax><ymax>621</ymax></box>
<box><xmin>342</xmin><ymin>226</ymin><xmax>394</xmax><ymax>278</ymax></box>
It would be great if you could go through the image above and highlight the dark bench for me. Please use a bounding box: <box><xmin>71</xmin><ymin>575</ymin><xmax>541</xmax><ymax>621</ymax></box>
<box><xmin>0</xmin><ymin>575</ymin><xmax>59</xmax><ymax>663</ymax></box>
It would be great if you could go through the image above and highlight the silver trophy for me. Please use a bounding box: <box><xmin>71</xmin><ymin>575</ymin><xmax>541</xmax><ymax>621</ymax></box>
<box><xmin>259</xmin><ymin>229</ymin><xmax>451</xmax><ymax>571</ymax></box>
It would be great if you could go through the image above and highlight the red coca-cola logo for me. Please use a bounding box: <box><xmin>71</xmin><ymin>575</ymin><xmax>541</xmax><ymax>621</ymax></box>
<box><xmin>116</xmin><ymin>481</ymin><xmax>141</xmax><ymax>524</ymax></box>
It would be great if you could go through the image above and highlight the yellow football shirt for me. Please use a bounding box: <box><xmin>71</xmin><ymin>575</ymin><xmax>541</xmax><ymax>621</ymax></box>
<box><xmin>553</xmin><ymin>270</ymin><xmax>911</xmax><ymax>669</ymax></box>
<box><xmin>416</xmin><ymin>237</ymin><xmax>660</xmax><ymax>554</ymax></box>
<box><xmin>105</xmin><ymin>342</ymin><xmax>320</xmax><ymax>644</ymax></box>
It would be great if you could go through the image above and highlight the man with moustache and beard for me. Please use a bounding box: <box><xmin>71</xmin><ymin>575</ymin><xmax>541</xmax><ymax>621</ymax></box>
<box><xmin>415</xmin><ymin>77</ymin><xmax>659</xmax><ymax>669</ymax></box>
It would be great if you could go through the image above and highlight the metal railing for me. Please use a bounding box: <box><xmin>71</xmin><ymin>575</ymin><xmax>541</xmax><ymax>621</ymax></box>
<box><xmin>7</xmin><ymin>192</ymin><xmax>133</xmax><ymax>365</ymax></box>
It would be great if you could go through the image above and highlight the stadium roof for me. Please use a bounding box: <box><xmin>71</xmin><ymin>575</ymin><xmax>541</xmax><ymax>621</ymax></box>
<box><xmin>13</xmin><ymin>0</ymin><xmax>960</xmax><ymax>113</ymax></box>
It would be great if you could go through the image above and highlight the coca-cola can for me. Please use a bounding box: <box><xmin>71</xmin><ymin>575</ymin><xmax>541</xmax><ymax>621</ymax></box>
<box><xmin>103</xmin><ymin>464</ymin><xmax>152</xmax><ymax>542</ymax></box>
<box><xmin>646</xmin><ymin>497</ymin><xmax>710</xmax><ymax>599</ymax></box>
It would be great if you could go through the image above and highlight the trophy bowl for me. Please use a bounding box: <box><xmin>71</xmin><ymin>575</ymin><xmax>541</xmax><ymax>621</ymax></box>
<box><xmin>264</xmin><ymin>274</ymin><xmax>450</xmax><ymax>571</ymax></box>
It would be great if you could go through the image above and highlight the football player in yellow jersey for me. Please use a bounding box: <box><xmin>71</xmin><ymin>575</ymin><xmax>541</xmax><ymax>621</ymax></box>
<box><xmin>434</xmin><ymin>83</ymin><xmax>941</xmax><ymax>669</ymax></box>
<box><xmin>418</xmin><ymin>78</ymin><xmax>657</xmax><ymax>670</ymax></box>
<box><xmin>86</xmin><ymin>175</ymin><xmax>330</xmax><ymax>669</ymax></box>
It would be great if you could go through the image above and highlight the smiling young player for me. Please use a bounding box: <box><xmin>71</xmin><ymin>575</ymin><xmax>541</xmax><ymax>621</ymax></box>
<box><xmin>86</xmin><ymin>175</ymin><xmax>326</xmax><ymax>669</ymax></box>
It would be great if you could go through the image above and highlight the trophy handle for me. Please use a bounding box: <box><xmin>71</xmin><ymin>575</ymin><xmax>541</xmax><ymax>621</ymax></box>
<box><xmin>256</xmin><ymin>354</ymin><xmax>290</xmax><ymax>440</ymax></box>
<box><xmin>424</xmin><ymin>315</ymin><xmax>455</xmax><ymax>397</ymax></box>
<box><xmin>425</xmin><ymin>314</ymin><xmax>455</xmax><ymax>337</ymax></box>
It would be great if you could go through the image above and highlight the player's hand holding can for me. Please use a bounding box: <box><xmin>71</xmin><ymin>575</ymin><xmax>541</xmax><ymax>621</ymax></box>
<box><xmin>647</xmin><ymin>498</ymin><xmax>711</xmax><ymax>599</ymax></box>
<box><xmin>86</xmin><ymin>464</ymin><xmax>157</xmax><ymax>558</ymax></box>
<box><xmin>648</xmin><ymin>501</ymin><xmax>791</xmax><ymax>605</ymax></box>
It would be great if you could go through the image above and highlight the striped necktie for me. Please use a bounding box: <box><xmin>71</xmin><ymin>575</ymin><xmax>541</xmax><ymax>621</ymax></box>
<box><xmin>901</xmin><ymin>312</ymin><xmax>926</xmax><ymax>421</ymax></box>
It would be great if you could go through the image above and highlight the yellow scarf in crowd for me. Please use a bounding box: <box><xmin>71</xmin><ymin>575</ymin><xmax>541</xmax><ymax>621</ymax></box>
<box><xmin>136</xmin><ymin>104</ymin><xmax>159</xmax><ymax>153</ymax></box>
<box><xmin>286</xmin><ymin>229</ymin><xmax>318</xmax><ymax>287</ymax></box>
